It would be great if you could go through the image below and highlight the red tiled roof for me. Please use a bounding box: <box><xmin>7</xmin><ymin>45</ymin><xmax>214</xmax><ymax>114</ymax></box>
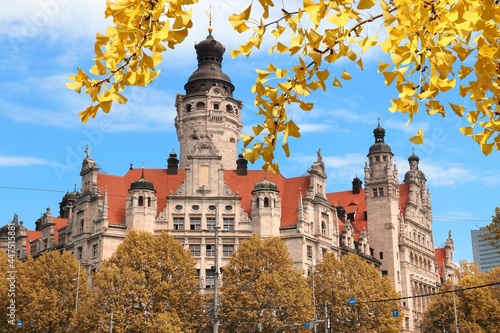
<box><xmin>97</xmin><ymin>169</ymin><xmax>185</xmax><ymax>225</ymax></box>
<box><xmin>327</xmin><ymin>189</ymin><xmax>367</xmax><ymax>241</ymax></box>
<box><xmin>224</xmin><ymin>170</ymin><xmax>310</xmax><ymax>228</ymax></box>
<box><xmin>53</xmin><ymin>217</ymin><xmax>67</xmax><ymax>246</ymax></box>
<box><xmin>95</xmin><ymin>167</ymin><xmax>413</xmax><ymax>243</ymax></box>
<box><xmin>435</xmin><ymin>248</ymin><xmax>446</xmax><ymax>278</ymax></box>
<box><xmin>25</xmin><ymin>230</ymin><xmax>41</xmax><ymax>254</ymax></box>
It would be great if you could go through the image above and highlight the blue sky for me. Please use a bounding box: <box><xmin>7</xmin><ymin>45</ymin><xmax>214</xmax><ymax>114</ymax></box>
<box><xmin>1</xmin><ymin>0</ymin><xmax>499</xmax><ymax>263</ymax></box>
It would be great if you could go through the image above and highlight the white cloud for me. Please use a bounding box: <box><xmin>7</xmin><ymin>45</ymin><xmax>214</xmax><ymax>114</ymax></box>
<box><xmin>0</xmin><ymin>155</ymin><xmax>66</xmax><ymax>168</ymax></box>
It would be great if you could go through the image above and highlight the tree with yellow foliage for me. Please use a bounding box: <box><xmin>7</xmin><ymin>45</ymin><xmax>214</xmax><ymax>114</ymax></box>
<box><xmin>0</xmin><ymin>250</ymin><xmax>13</xmax><ymax>332</ymax></box>
<box><xmin>314</xmin><ymin>253</ymin><xmax>402</xmax><ymax>333</ymax></box>
<box><xmin>68</xmin><ymin>0</ymin><xmax>500</xmax><ymax>172</ymax></box>
<box><xmin>421</xmin><ymin>261</ymin><xmax>500</xmax><ymax>333</ymax></box>
<box><xmin>219</xmin><ymin>235</ymin><xmax>313</xmax><ymax>333</ymax></box>
<box><xmin>13</xmin><ymin>251</ymin><xmax>87</xmax><ymax>333</ymax></box>
<box><xmin>73</xmin><ymin>230</ymin><xmax>208</xmax><ymax>333</ymax></box>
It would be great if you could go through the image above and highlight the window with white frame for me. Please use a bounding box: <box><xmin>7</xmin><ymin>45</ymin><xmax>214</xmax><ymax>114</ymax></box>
<box><xmin>223</xmin><ymin>217</ymin><xmax>234</xmax><ymax>231</ymax></box>
<box><xmin>173</xmin><ymin>217</ymin><xmax>184</xmax><ymax>230</ymax></box>
<box><xmin>190</xmin><ymin>217</ymin><xmax>201</xmax><ymax>230</ymax></box>
<box><xmin>307</xmin><ymin>245</ymin><xmax>313</xmax><ymax>259</ymax></box>
<box><xmin>190</xmin><ymin>244</ymin><xmax>201</xmax><ymax>257</ymax></box>
<box><xmin>205</xmin><ymin>269</ymin><xmax>215</xmax><ymax>288</ymax></box>
<box><xmin>223</xmin><ymin>244</ymin><xmax>234</xmax><ymax>257</ymax></box>
<box><xmin>206</xmin><ymin>217</ymin><xmax>216</xmax><ymax>230</ymax></box>
<box><xmin>206</xmin><ymin>244</ymin><xmax>215</xmax><ymax>257</ymax></box>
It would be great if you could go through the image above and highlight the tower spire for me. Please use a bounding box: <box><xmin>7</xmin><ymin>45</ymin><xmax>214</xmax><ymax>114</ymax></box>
<box><xmin>206</xmin><ymin>5</ymin><xmax>213</xmax><ymax>34</ymax></box>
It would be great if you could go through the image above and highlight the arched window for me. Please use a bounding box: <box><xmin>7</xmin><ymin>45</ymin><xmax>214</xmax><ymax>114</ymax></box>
<box><xmin>147</xmin><ymin>197</ymin><xmax>152</xmax><ymax>207</ymax></box>
<box><xmin>79</xmin><ymin>219</ymin><xmax>84</xmax><ymax>233</ymax></box>
<box><xmin>321</xmin><ymin>221</ymin><xmax>327</xmax><ymax>235</ymax></box>
<box><xmin>264</xmin><ymin>197</ymin><xmax>270</xmax><ymax>207</ymax></box>
<box><xmin>185</xmin><ymin>104</ymin><xmax>192</xmax><ymax>112</ymax></box>
<box><xmin>196</xmin><ymin>101</ymin><xmax>206</xmax><ymax>109</ymax></box>
<box><xmin>138</xmin><ymin>196</ymin><xmax>144</xmax><ymax>207</ymax></box>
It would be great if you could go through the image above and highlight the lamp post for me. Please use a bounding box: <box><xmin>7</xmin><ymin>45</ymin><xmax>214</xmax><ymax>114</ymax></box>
<box><xmin>213</xmin><ymin>225</ymin><xmax>221</xmax><ymax>333</ymax></box>
<box><xmin>449</xmin><ymin>274</ymin><xmax>459</xmax><ymax>333</ymax></box>
<box><xmin>75</xmin><ymin>262</ymin><xmax>81</xmax><ymax>312</ymax></box>
<box><xmin>312</xmin><ymin>265</ymin><xmax>317</xmax><ymax>333</ymax></box>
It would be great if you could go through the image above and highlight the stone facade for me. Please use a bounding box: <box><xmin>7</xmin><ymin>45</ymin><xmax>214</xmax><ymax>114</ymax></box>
<box><xmin>0</xmin><ymin>31</ymin><xmax>456</xmax><ymax>333</ymax></box>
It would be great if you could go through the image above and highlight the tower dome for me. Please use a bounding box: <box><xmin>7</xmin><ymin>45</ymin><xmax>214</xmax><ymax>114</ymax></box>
<box><xmin>252</xmin><ymin>177</ymin><xmax>279</xmax><ymax>193</ymax></box>
<box><xmin>368</xmin><ymin>120</ymin><xmax>392</xmax><ymax>154</ymax></box>
<box><xmin>129</xmin><ymin>168</ymin><xmax>155</xmax><ymax>192</ymax></box>
<box><xmin>404</xmin><ymin>150</ymin><xmax>426</xmax><ymax>182</ymax></box>
<box><xmin>184</xmin><ymin>31</ymin><xmax>234</xmax><ymax>95</ymax></box>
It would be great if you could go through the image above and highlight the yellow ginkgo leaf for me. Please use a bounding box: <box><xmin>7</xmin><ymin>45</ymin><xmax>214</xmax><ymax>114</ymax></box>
<box><xmin>332</xmin><ymin>77</ymin><xmax>343</xmax><ymax>88</ymax></box>
<box><xmin>409</xmin><ymin>128</ymin><xmax>424</xmax><ymax>145</ymax></box>
<box><xmin>341</xmin><ymin>70</ymin><xmax>352</xmax><ymax>80</ymax></box>
<box><xmin>449</xmin><ymin>103</ymin><xmax>465</xmax><ymax>117</ymax></box>
<box><xmin>229</xmin><ymin>4</ymin><xmax>252</xmax><ymax>33</ymax></box>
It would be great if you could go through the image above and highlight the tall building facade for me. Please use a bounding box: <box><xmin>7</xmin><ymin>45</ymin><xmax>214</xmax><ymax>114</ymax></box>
<box><xmin>1</xmin><ymin>31</ymin><xmax>454</xmax><ymax>333</ymax></box>
<box><xmin>471</xmin><ymin>227</ymin><xmax>500</xmax><ymax>272</ymax></box>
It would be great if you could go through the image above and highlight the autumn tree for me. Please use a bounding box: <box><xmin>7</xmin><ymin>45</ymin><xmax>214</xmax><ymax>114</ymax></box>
<box><xmin>68</xmin><ymin>0</ymin><xmax>500</xmax><ymax>171</ymax></box>
<box><xmin>421</xmin><ymin>264</ymin><xmax>500</xmax><ymax>333</ymax></box>
<box><xmin>314</xmin><ymin>253</ymin><xmax>402</xmax><ymax>333</ymax></box>
<box><xmin>483</xmin><ymin>207</ymin><xmax>500</xmax><ymax>249</ymax></box>
<box><xmin>219</xmin><ymin>234</ymin><xmax>313</xmax><ymax>333</ymax></box>
<box><xmin>0</xmin><ymin>250</ymin><xmax>12</xmax><ymax>332</ymax></box>
<box><xmin>13</xmin><ymin>251</ymin><xmax>87</xmax><ymax>333</ymax></box>
<box><xmin>73</xmin><ymin>230</ymin><xmax>208</xmax><ymax>333</ymax></box>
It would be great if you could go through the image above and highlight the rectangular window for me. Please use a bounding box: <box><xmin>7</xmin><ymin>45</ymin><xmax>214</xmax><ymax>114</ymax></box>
<box><xmin>206</xmin><ymin>217</ymin><xmax>216</xmax><ymax>230</ymax></box>
<box><xmin>92</xmin><ymin>244</ymin><xmax>98</xmax><ymax>258</ymax></box>
<box><xmin>213</xmin><ymin>103</ymin><xmax>220</xmax><ymax>110</ymax></box>
<box><xmin>372</xmin><ymin>188</ymin><xmax>378</xmax><ymax>197</ymax></box>
<box><xmin>206</xmin><ymin>244</ymin><xmax>215</xmax><ymax>257</ymax></box>
<box><xmin>379</xmin><ymin>251</ymin><xmax>384</xmax><ymax>260</ymax></box>
<box><xmin>173</xmin><ymin>217</ymin><xmax>184</xmax><ymax>230</ymax></box>
<box><xmin>190</xmin><ymin>217</ymin><xmax>201</xmax><ymax>231</ymax></box>
<box><xmin>382</xmin><ymin>270</ymin><xmax>388</xmax><ymax>277</ymax></box>
<box><xmin>378</xmin><ymin>187</ymin><xmax>384</xmax><ymax>196</ymax></box>
<box><xmin>307</xmin><ymin>245</ymin><xmax>313</xmax><ymax>259</ymax></box>
<box><xmin>205</xmin><ymin>269</ymin><xmax>215</xmax><ymax>289</ymax></box>
<box><xmin>77</xmin><ymin>246</ymin><xmax>83</xmax><ymax>260</ymax></box>
<box><xmin>223</xmin><ymin>217</ymin><xmax>234</xmax><ymax>231</ymax></box>
<box><xmin>190</xmin><ymin>244</ymin><xmax>201</xmax><ymax>257</ymax></box>
<box><xmin>223</xmin><ymin>244</ymin><xmax>234</xmax><ymax>257</ymax></box>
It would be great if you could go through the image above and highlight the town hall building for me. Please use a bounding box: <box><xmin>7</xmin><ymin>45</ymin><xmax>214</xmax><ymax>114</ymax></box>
<box><xmin>1</xmin><ymin>30</ymin><xmax>455</xmax><ymax>333</ymax></box>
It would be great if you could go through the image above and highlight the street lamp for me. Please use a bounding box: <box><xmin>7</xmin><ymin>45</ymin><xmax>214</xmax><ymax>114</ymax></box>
<box><xmin>449</xmin><ymin>274</ymin><xmax>459</xmax><ymax>333</ymax></box>
<box><xmin>213</xmin><ymin>225</ymin><xmax>221</xmax><ymax>333</ymax></box>
<box><xmin>75</xmin><ymin>262</ymin><xmax>81</xmax><ymax>312</ymax></box>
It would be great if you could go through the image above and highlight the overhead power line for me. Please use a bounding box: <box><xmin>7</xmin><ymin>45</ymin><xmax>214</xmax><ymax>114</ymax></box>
<box><xmin>359</xmin><ymin>281</ymin><xmax>500</xmax><ymax>304</ymax></box>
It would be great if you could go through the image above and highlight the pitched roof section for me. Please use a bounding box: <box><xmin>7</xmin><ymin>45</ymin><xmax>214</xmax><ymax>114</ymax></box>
<box><xmin>97</xmin><ymin>169</ymin><xmax>185</xmax><ymax>225</ymax></box>
<box><xmin>94</xmin><ymin>167</ymin><xmax>412</xmax><ymax>239</ymax></box>
<box><xmin>224</xmin><ymin>170</ymin><xmax>310</xmax><ymax>228</ymax></box>
<box><xmin>25</xmin><ymin>230</ymin><xmax>41</xmax><ymax>254</ymax></box>
<box><xmin>53</xmin><ymin>217</ymin><xmax>67</xmax><ymax>246</ymax></box>
<box><xmin>435</xmin><ymin>248</ymin><xmax>446</xmax><ymax>279</ymax></box>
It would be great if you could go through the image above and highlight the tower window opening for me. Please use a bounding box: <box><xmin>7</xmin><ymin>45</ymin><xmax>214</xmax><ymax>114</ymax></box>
<box><xmin>147</xmin><ymin>197</ymin><xmax>151</xmax><ymax>207</ymax></box>
<box><xmin>321</xmin><ymin>221</ymin><xmax>327</xmax><ymax>235</ymax></box>
<box><xmin>185</xmin><ymin>104</ymin><xmax>192</xmax><ymax>112</ymax></box>
<box><xmin>138</xmin><ymin>196</ymin><xmax>144</xmax><ymax>207</ymax></box>
<box><xmin>264</xmin><ymin>197</ymin><xmax>270</xmax><ymax>207</ymax></box>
